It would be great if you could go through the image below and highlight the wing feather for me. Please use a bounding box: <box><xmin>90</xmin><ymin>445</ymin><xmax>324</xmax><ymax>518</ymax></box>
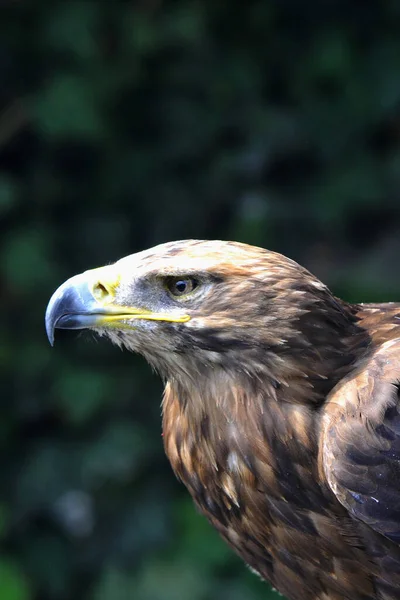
<box><xmin>321</xmin><ymin>338</ymin><xmax>400</xmax><ymax>543</ymax></box>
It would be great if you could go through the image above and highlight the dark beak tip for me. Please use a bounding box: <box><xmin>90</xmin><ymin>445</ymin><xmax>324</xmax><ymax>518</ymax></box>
<box><xmin>45</xmin><ymin>305</ymin><xmax>56</xmax><ymax>347</ymax></box>
<box><xmin>47</xmin><ymin>329</ymin><xmax>55</xmax><ymax>347</ymax></box>
<box><xmin>45</xmin><ymin>273</ymin><xmax>101</xmax><ymax>345</ymax></box>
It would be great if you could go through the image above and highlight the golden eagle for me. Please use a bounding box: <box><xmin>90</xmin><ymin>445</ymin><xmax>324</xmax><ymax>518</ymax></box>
<box><xmin>45</xmin><ymin>240</ymin><xmax>400</xmax><ymax>600</ymax></box>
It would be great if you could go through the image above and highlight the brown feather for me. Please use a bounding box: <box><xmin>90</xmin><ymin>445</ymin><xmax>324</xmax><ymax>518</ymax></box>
<box><xmin>155</xmin><ymin>244</ymin><xmax>400</xmax><ymax>599</ymax></box>
<box><xmin>47</xmin><ymin>240</ymin><xmax>400</xmax><ymax>600</ymax></box>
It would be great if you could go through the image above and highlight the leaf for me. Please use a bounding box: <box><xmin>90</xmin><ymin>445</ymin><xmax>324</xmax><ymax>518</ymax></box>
<box><xmin>43</xmin><ymin>3</ymin><xmax>100</xmax><ymax>62</ymax></box>
<box><xmin>32</xmin><ymin>75</ymin><xmax>104</xmax><ymax>138</ymax></box>
<box><xmin>0</xmin><ymin>560</ymin><xmax>32</xmax><ymax>600</ymax></box>
<box><xmin>2</xmin><ymin>228</ymin><xmax>55</xmax><ymax>292</ymax></box>
<box><xmin>54</xmin><ymin>367</ymin><xmax>113</xmax><ymax>424</ymax></box>
<box><xmin>82</xmin><ymin>420</ymin><xmax>151</xmax><ymax>484</ymax></box>
<box><xmin>0</xmin><ymin>174</ymin><xmax>18</xmax><ymax>214</ymax></box>
<box><xmin>0</xmin><ymin>504</ymin><xmax>10</xmax><ymax>539</ymax></box>
<box><xmin>91</xmin><ymin>568</ymin><xmax>137</xmax><ymax>600</ymax></box>
<box><xmin>133</xmin><ymin>559</ymin><xmax>208</xmax><ymax>600</ymax></box>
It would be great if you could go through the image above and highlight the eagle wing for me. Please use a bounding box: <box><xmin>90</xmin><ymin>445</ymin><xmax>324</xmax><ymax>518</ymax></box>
<box><xmin>321</xmin><ymin>337</ymin><xmax>400</xmax><ymax>544</ymax></box>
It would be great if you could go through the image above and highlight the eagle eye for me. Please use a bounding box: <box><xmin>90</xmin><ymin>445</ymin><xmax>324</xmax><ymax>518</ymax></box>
<box><xmin>165</xmin><ymin>276</ymin><xmax>198</xmax><ymax>298</ymax></box>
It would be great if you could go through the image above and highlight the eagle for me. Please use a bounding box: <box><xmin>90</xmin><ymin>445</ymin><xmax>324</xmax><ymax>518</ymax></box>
<box><xmin>45</xmin><ymin>240</ymin><xmax>400</xmax><ymax>600</ymax></box>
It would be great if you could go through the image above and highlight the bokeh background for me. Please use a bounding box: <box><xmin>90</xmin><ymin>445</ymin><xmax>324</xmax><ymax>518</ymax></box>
<box><xmin>1</xmin><ymin>2</ymin><xmax>400</xmax><ymax>599</ymax></box>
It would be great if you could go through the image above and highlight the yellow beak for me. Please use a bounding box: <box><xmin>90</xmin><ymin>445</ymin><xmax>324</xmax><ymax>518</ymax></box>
<box><xmin>45</xmin><ymin>265</ymin><xmax>190</xmax><ymax>345</ymax></box>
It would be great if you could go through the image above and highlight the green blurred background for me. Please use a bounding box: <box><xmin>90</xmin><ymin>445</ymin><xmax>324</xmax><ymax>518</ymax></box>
<box><xmin>1</xmin><ymin>2</ymin><xmax>400</xmax><ymax>599</ymax></box>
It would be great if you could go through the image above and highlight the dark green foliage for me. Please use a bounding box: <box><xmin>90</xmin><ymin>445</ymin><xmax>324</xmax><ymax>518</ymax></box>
<box><xmin>0</xmin><ymin>2</ymin><xmax>400</xmax><ymax>598</ymax></box>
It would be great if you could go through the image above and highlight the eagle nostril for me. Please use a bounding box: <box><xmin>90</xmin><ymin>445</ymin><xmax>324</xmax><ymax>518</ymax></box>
<box><xmin>92</xmin><ymin>281</ymin><xmax>114</xmax><ymax>303</ymax></box>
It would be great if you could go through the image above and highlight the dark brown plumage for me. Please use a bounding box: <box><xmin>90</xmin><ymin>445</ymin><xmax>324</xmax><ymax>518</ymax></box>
<box><xmin>45</xmin><ymin>240</ymin><xmax>400</xmax><ymax>600</ymax></box>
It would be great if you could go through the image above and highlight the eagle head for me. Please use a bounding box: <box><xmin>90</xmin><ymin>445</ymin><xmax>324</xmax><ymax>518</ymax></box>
<box><xmin>45</xmin><ymin>240</ymin><xmax>362</xmax><ymax>396</ymax></box>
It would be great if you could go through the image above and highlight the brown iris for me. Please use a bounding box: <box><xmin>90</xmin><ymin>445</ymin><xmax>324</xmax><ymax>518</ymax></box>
<box><xmin>165</xmin><ymin>276</ymin><xmax>198</xmax><ymax>297</ymax></box>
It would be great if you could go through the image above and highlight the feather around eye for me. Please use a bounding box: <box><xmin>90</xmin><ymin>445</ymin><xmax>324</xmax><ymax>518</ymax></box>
<box><xmin>165</xmin><ymin>276</ymin><xmax>199</xmax><ymax>297</ymax></box>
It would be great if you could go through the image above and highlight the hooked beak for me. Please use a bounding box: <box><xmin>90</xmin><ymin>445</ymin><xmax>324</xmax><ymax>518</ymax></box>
<box><xmin>45</xmin><ymin>265</ymin><xmax>190</xmax><ymax>346</ymax></box>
